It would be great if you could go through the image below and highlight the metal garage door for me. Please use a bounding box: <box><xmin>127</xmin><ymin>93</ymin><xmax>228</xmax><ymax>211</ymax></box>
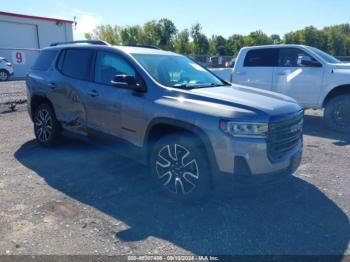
<box><xmin>0</xmin><ymin>21</ymin><xmax>39</xmax><ymax>48</ymax></box>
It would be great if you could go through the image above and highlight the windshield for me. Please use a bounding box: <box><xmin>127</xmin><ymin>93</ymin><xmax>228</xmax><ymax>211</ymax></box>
<box><xmin>310</xmin><ymin>47</ymin><xmax>342</xmax><ymax>64</ymax></box>
<box><xmin>132</xmin><ymin>54</ymin><xmax>226</xmax><ymax>89</ymax></box>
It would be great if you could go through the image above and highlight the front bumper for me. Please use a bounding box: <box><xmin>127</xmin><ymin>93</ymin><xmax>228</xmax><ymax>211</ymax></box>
<box><xmin>210</xmin><ymin>133</ymin><xmax>303</xmax><ymax>179</ymax></box>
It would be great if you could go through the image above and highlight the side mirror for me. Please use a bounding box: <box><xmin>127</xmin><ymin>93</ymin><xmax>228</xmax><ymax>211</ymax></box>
<box><xmin>111</xmin><ymin>74</ymin><xmax>146</xmax><ymax>92</ymax></box>
<box><xmin>299</xmin><ymin>55</ymin><xmax>322</xmax><ymax>67</ymax></box>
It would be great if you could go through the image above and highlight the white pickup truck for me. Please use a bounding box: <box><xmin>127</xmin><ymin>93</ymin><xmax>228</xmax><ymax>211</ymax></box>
<box><xmin>211</xmin><ymin>44</ymin><xmax>350</xmax><ymax>132</ymax></box>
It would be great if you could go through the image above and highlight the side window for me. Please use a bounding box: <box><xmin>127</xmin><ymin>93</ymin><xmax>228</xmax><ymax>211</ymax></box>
<box><xmin>243</xmin><ymin>49</ymin><xmax>276</xmax><ymax>67</ymax></box>
<box><xmin>56</xmin><ymin>50</ymin><xmax>65</xmax><ymax>71</ymax></box>
<box><xmin>94</xmin><ymin>52</ymin><xmax>136</xmax><ymax>85</ymax></box>
<box><xmin>32</xmin><ymin>50</ymin><xmax>58</xmax><ymax>71</ymax></box>
<box><xmin>61</xmin><ymin>49</ymin><xmax>93</xmax><ymax>81</ymax></box>
<box><xmin>278</xmin><ymin>48</ymin><xmax>317</xmax><ymax>67</ymax></box>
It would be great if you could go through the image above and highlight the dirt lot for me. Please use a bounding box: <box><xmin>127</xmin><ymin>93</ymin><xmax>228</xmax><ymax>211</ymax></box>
<box><xmin>0</xmin><ymin>81</ymin><xmax>349</xmax><ymax>256</ymax></box>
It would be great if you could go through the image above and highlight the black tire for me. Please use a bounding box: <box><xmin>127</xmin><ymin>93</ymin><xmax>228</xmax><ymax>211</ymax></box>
<box><xmin>324</xmin><ymin>94</ymin><xmax>350</xmax><ymax>133</ymax></box>
<box><xmin>33</xmin><ymin>104</ymin><xmax>61</xmax><ymax>146</ymax></box>
<box><xmin>150</xmin><ymin>132</ymin><xmax>212</xmax><ymax>201</ymax></box>
<box><xmin>0</xmin><ymin>69</ymin><xmax>9</xmax><ymax>81</ymax></box>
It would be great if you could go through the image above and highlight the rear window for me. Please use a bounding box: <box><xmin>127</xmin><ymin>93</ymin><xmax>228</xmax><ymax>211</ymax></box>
<box><xmin>31</xmin><ymin>50</ymin><xmax>58</xmax><ymax>71</ymax></box>
<box><xmin>244</xmin><ymin>48</ymin><xmax>277</xmax><ymax>67</ymax></box>
<box><xmin>61</xmin><ymin>49</ymin><xmax>93</xmax><ymax>81</ymax></box>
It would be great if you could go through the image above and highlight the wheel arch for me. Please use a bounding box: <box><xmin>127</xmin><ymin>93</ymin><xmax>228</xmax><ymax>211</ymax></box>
<box><xmin>323</xmin><ymin>85</ymin><xmax>350</xmax><ymax>107</ymax></box>
<box><xmin>0</xmin><ymin>68</ymin><xmax>10</xmax><ymax>74</ymax></box>
<box><xmin>144</xmin><ymin>118</ymin><xmax>219</xmax><ymax>174</ymax></box>
<box><xmin>30</xmin><ymin>95</ymin><xmax>56</xmax><ymax>119</ymax></box>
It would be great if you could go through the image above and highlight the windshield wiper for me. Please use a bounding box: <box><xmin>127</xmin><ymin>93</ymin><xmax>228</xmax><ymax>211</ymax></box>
<box><xmin>193</xmin><ymin>83</ymin><xmax>228</xmax><ymax>88</ymax></box>
<box><xmin>171</xmin><ymin>83</ymin><xmax>229</xmax><ymax>90</ymax></box>
<box><xmin>171</xmin><ymin>84</ymin><xmax>193</xmax><ymax>89</ymax></box>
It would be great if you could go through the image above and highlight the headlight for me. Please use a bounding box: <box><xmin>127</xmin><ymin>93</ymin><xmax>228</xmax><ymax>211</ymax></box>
<box><xmin>219</xmin><ymin>120</ymin><xmax>268</xmax><ymax>138</ymax></box>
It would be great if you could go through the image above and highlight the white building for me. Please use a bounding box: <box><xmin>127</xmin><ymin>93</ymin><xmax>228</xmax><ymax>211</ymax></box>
<box><xmin>0</xmin><ymin>11</ymin><xmax>74</xmax><ymax>78</ymax></box>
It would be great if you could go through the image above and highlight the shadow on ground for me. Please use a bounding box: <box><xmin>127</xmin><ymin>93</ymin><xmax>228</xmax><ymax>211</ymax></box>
<box><xmin>14</xmin><ymin>138</ymin><xmax>349</xmax><ymax>256</ymax></box>
<box><xmin>303</xmin><ymin>113</ymin><xmax>350</xmax><ymax>146</ymax></box>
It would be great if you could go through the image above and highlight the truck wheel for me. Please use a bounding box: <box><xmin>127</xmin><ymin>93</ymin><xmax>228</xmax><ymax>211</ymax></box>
<box><xmin>150</xmin><ymin>132</ymin><xmax>211</xmax><ymax>201</ymax></box>
<box><xmin>324</xmin><ymin>94</ymin><xmax>350</xmax><ymax>133</ymax></box>
<box><xmin>0</xmin><ymin>70</ymin><xmax>9</xmax><ymax>81</ymax></box>
<box><xmin>34</xmin><ymin>104</ymin><xmax>61</xmax><ymax>146</ymax></box>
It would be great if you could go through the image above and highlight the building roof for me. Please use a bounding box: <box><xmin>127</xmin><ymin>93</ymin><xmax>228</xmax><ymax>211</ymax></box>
<box><xmin>0</xmin><ymin>11</ymin><xmax>73</xmax><ymax>24</ymax></box>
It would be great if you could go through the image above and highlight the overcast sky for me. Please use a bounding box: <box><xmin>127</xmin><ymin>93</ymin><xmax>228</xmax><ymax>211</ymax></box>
<box><xmin>2</xmin><ymin>0</ymin><xmax>350</xmax><ymax>39</ymax></box>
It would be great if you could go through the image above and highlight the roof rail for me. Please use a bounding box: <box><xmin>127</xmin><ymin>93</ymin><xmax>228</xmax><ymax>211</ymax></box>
<box><xmin>50</xmin><ymin>40</ymin><xmax>110</xmax><ymax>47</ymax></box>
<box><xmin>125</xmin><ymin>44</ymin><xmax>161</xmax><ymax>50</ymax></box>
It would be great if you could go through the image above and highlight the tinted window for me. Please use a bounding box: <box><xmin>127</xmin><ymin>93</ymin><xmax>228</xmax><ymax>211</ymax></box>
<box><xmin>309</xmin><ymin>47</ymin><xmax>341</xmax><ymax>64</ymax></box>
<box><xmin>94</xmin><ymin>52</ymin><xmax>136</xmax><ymax>85</ymax></box>
<box><xmin>61</xmin><ymin>49</ymin><xmax>93</xmax><ymax>80</ymax></box>
<box><xmin>56</xmin><ymin>50</ymin><xmax>65</xmax><ymax>71</ymax></box>
<box><xmin>32</xmin><ymin>50</ymin><xmax>58</xmax><ymax>71</ymax></box>
<box><xmin>244</xmin><ymin>49</ymin><xmax>276</xmax><ymax>67</ymax></box>
<box><xmin>133</xmin><ymin>54</ymin><xmax>224</xmax><ymax>88</ymax></box>
<box><xmin>278</xmin><ymin>48</ymin><xmax>317</xmax><ymax>67</ymax></box>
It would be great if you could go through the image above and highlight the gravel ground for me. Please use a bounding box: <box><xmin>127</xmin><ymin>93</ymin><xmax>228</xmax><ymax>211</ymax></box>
<box><xmin>0</xmin><ymin>80</ymin><xmax>27</xmax><ymax>113</ymax></box>
<box><xmin>0</xmin><ymin>81</ymin><xmax>349</xmax><ymax>256</ymax></box>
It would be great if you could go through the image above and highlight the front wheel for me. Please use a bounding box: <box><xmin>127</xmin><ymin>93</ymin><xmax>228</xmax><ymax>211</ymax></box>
<box><xmin>150</xmin><ymin>133</ymin><xmax>212</xmax><ymax>201</ymax></box>
<box><xmin>34</xmin><ymin>104</ymin><xmax>61</xmax><ymax>146</ymax></box>
<box><xmin>324</xmin><ymin>94</ymin><xmax>350</xmax><ymax>133</ymax></box>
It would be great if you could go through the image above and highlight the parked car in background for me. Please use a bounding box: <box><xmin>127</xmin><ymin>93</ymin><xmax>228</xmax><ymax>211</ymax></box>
<box><xmin>208</xmin><ymin>56</ymin><xmax>224</xmax><ymax>68</ymax></box>
<box><xmin>225</xmin><ymin>58</ymin><xmax>236</xmax><ymax>68</ymax></box>
<box><xmin>26</xmin><ymin>41</ymin><xmax>303</xmax><ymax>201</ymax></box>
<box><xmin>214</xmin><ymin>45</ymin><xmax>350</xmax><ymax>132</ymax></box>
<box><xmin>0</xmin><ymin>57</ymin><xmax>13</xmax><ymax>81</ymax></box>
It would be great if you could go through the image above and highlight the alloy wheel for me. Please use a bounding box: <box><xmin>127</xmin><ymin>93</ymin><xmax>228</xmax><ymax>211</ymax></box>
<box><xmin>35</xmin><ymin>108</ymin><xmax>53</xmax><ymax>142</ymax></box>
<box><xmin>155</xmin><ymin>144</ymin><xmax>199</xmax><ymax>195</ymax></box>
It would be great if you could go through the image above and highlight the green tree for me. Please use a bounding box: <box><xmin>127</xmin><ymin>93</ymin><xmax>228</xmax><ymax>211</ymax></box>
<box><xmin>143</xmin><ymin>20</ymin><xmax>161</xmax><ymax>46</ymax></box>
<box><xmin>158</xmin><ymin>18</ymin><xmax>177</xmax><ymax>50</ymax></box>
<box><xmin>270</xmin><ymin>34</ymin><xmax>281</xmax><ymax>44</ymax></box>
<box><xmin>227</xmin><ymin>34</ymin><xmax>245</xmax><ymax>56</ymax></box>
<box><xmin>209</xmin><ymin>35</ymin><xmax>228</xmax><ymax>55</ymax></box>
<box><xmin>120</xmin><ymin>25</ymin><xmax>143</xmax><ymax>45</ymax></box>
<box><xmin>84</xmin><ymin>25</ymin><xmax>121</xmax><ymax>45</ymax></box>
<box><xmin>175</xmin><ymin>29</ymin><xmax>191</xmax><ymax>54</ymax></box>
<box><xmin>190</xmin><ymin>23</ymin><xmax>209</xmax><ymax>55</ymax></box>
<box><xmin>248</xmin><ymin>30</ymin><xmax>273</xmax><ymax>45</ymax></box>
<box><xmin>84</xmin><ymin>20</ymin><xmax>350</xmax><ymax>57</ymax></box>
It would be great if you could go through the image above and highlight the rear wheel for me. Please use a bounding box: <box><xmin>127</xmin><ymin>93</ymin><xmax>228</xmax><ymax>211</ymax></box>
<box><xmin>150</xmin><ymin>133</ymin><xmax>211</xmax><ymax>201</ymax></box>
<box><xmin>324</xmin><ymin>94</ymin><xmax>350</xmax><ymax>133</ymax></box>
<box><xmin>34</xmin><ymin>104</ymin><xmax>61</xmax><ymax>146</ymax></box>
<box><xmin>0</xmin><ymin>70</ymin><xmax>9</xmax><ymax>81</ymax></box>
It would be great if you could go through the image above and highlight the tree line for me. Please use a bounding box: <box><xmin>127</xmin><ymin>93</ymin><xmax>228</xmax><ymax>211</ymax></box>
<box><xmin>85</xmin><ymin>19</ymin><xmax>350</xmax><ymax>57</ymax></box>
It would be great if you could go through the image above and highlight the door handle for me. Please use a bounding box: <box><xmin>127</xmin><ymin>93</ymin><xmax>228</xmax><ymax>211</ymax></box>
<box><xmin>236</xmin><ymin>71</ymin><xmax>247</xmax><ymax>75</ymax></box>
<box><xmin>88</xmin><ymin>90</ymin><xmax>99</xmax><ymax>97</ymax></box>
<box><xmin>48</xmin><ymin>83</ymin><xmax>56</xmax><ymax>89</ymax></box>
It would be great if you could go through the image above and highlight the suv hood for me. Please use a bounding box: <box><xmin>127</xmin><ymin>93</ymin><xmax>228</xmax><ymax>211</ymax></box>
<box><xmin>171</xmin><ymin>84</ymin><xmax>302</xmax><ymax>121</ymax></box>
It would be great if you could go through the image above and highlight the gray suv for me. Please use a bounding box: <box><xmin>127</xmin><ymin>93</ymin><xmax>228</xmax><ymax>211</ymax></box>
<box><xmin>26</xmin><ymin>40</ymin><xmax>303</xmax><ymax>200</ymax></box>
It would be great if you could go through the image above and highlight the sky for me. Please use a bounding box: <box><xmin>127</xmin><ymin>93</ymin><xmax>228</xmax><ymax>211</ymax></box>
<box><xmin>1</xmin><ymin>0</ymin><xmax>350</xmax><ymax>39</ymax></box>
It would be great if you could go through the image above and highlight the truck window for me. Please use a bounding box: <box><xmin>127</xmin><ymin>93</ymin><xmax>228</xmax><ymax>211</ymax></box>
<box><xmin>278</xmin><ymin>48</ymin><xmax>317</xmax><ymax>67</ymax></box>
<box><xmin>31</xmin><ymin>50</ymin><xmax>58</xmax><ymax>71</ymax></box>
<box><xmin>94</xmin><ymin>51</ymin><xmax>136</xmax><ymax>85</ymax></box>
<box><xmin>243</xmin><ymin>49</ymin><xmax>277</xmax><ymax>67</ymax></box>
<box><xmin>61</xmin><ymin>49</ymin><xmax>94</xmax><ymax>81</ymax></box>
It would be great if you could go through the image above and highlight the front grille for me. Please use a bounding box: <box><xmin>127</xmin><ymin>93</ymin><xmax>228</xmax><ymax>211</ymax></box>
<box><xmin>267</xmin><ymin>110</ymin><xmax>304</xmax><ymax>162</ymax></box>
